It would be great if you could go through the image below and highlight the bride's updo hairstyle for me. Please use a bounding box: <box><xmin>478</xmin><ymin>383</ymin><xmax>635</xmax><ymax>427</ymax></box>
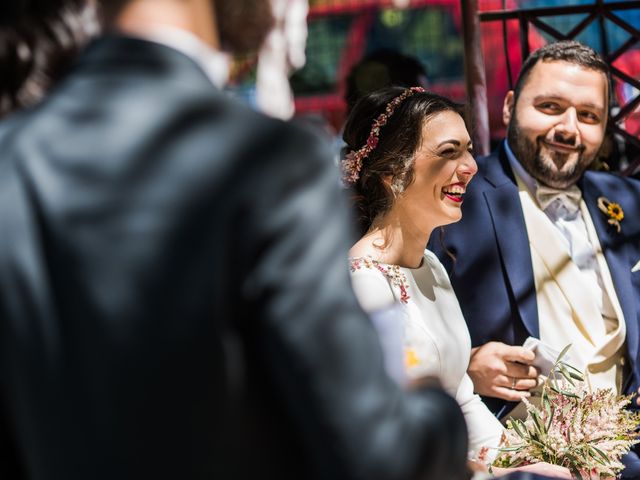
<box><xmin>0</xmin><ymin>0</ymin><xmax>98</xmax><ymax>117</ymax></box>
<box><xmin>342</xmin><ymin>86</ymin><xmax>463</xmax><ymax>237</ymax></box>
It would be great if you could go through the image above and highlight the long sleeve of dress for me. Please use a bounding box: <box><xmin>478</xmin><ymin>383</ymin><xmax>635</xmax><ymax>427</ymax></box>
<box><xmin>456</xmin><ymin>372</ymin><xmax>504</xmax><ymax>461</ymax></box>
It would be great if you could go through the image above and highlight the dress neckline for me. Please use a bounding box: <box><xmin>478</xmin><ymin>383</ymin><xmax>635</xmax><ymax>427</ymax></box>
<box><xmin>348</xmin><ymin>253</ymin><xmax>426</xmax><ymax>271</ymax></box>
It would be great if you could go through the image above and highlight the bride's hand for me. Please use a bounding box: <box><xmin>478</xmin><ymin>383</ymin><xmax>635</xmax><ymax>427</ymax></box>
<box><xmin>467</xmin><ymin>459</ymin><xmax>488</xmax><ymax>473</ymax></box>
<box><xmin>578</xmin><ymin>469</ymin><xmax>615</xmax><ymax>480</ymax></box>
<box><xmin>491</xmin><ymin>462</ymin><xmax>572</xmax><ymax>478</ymax></box>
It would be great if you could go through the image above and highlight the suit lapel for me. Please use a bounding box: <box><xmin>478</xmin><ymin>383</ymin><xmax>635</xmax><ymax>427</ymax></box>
<box><xmin>482</xmin><ymin>148</ymin><xmax>539</xmax><ymax>338</ymax></box>
<box><xmin>582</xmin><ymin>174</ymin><xmax>639</xmax><ymax>367</ymax></box>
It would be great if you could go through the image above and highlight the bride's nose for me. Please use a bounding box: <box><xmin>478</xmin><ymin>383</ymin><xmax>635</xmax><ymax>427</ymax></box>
<box><xmin>457</xmin><ymin>152</ymin><xmax>478</xmax><ymax>178</ymax></box>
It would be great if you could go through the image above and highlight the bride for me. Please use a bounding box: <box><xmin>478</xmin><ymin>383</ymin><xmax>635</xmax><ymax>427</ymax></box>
<box><xmin>342</xmin><ymin>86</ymin><xmax>571</xmax><ymax>478</ymax></box>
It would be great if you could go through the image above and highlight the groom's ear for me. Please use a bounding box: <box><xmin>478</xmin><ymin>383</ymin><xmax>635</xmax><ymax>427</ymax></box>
<box><xmin>503</xmin><ymin>91</ymin><xmax>515</xmax><ymax>127</ymax></box>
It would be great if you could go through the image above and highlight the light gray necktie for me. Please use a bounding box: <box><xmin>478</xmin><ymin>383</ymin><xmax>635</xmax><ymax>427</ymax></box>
<box><xmin>535</xmin><ymin>184</ymin><xmax>582</xmax><ymax>221</ymax></box>
<box><xmin>536</xmin><ymin>184</ymin><xmax>595</xmax><ymax>271</ymax></box>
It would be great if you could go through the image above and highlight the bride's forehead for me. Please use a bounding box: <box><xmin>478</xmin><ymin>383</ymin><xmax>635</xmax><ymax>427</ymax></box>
<box><xmin>420</xmin><ymin>112</ymin><xmax>469</xmax><ymax>142</ymax></box>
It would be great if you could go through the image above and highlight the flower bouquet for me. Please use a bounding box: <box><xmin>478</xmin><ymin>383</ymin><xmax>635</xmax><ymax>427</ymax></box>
<box><xmin>493</xmin><ymin>345</ymin><xmax>640</xmax><ymax>479</ymax></box>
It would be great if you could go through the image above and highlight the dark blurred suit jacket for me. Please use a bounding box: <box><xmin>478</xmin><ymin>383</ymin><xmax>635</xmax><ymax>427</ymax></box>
<box><xmin>0</xmin><ymin>35</ymin><xmax>470</xmax><ymax>480</ymax></box>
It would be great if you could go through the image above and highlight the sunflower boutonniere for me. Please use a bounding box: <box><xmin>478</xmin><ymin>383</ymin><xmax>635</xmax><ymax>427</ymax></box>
<box><xmin>597</xmin><ymin>196</ymin><xmax>624</xmax><ymax>233</ymax></box>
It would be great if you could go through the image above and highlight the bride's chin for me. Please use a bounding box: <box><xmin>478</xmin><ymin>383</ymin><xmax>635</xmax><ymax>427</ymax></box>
<box><xmin>439</xmin><ymin>213</ymin><xmax>462</xmax><ymax>227</ymax></box>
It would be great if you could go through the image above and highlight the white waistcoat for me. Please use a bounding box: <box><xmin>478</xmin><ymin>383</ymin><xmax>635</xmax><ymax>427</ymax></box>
<box><xmin>516</xmin><ymin>176</ymin><xmax>626</xmax><ymax>391</ymax></box>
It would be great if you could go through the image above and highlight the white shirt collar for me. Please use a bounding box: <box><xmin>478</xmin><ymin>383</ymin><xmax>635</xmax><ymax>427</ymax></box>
<box><xmin>133</xmin><ymin>25</ymin><xmax>230</xmax><ymax>88</ymax></box>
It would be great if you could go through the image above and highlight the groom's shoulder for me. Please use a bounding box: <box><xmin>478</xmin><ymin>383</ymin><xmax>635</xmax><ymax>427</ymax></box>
<box><xmin>583</xmin><ymin>169</ymin><xmax>640</xmax><ymax>195</ymax></box>
<box><xmin>475</xmin><ymin>145</ymin><xmax>504</xmax><ymax>174</ymax></box>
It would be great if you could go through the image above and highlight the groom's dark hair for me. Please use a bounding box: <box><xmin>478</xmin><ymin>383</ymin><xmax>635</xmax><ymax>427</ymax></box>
<box><xmin>514</xmin><ymin>40</ymin><xmax>610</xmax><ymax>104</ymax></box>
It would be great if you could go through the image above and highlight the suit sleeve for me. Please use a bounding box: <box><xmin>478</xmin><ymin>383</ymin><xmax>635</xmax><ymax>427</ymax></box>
<box><xmin>238</xmin><ymin>122</ymin><xmax>470</xmax><ymax>480</ymax></box>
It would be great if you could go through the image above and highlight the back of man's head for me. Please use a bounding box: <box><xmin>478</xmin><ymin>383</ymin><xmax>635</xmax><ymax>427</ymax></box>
<box><xmin>100</xmin><ymin>0</ymin><xmax>274</xmax><ymax>55</ymax></box>
<box><xmin>514</xmin><ymin>40</ymin><xmax>609</xmax><ymax>102</ymax></box>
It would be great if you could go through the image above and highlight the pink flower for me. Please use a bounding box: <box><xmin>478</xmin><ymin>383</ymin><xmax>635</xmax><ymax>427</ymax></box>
<box><xmin>344</xmin><ymin>150</ymin><xmax>357</xmax><ymax>163</ymax></box>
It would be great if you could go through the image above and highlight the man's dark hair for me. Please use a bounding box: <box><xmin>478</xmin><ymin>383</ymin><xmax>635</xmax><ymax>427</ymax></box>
<box><xmin>0</xmin><ymin>0</ymin><xmax>97</xmax><ymax>117</ymax></box>
<box><xmin>514</xmin><ymin>40</ymin><xmax>609</xmax><ymax>102</ymax></box>
<box><xmin>100</xmin><ymin>0</ymin><xmax>274</xmax><ymax>55</ymax></box>
<box><xmin>98</xmin><ymin>1</ymin><xmax>128</xmax><ymax>22</ymax></box>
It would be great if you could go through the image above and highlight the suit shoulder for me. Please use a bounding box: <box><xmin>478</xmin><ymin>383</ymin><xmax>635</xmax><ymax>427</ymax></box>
<box><xmin>475</xmin><ymin>150</ymin><xmax>499</xmax><ymax>166</ymax></box>
<box><xmin>584</xmin><ymin>170</ymin><xmax>640</xmax><ymax>194</ymax></box>
<box><xmin>198</xmin><ymin>92</ymin><xmax>328</xmax><ymax>155</ymax></box>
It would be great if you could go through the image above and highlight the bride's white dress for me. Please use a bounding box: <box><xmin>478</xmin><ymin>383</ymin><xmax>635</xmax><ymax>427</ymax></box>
<box><xmin>350</xmin><ymin>250</ymin><xmax>504</xmax><ymax>459</ymax></box>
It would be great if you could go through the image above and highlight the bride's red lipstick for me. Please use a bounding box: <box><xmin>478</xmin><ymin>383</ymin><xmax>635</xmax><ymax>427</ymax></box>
<box><xmin>442</xmin><ymin>182</ymin><xmax>466</xmax><ymax>203</ymax></box>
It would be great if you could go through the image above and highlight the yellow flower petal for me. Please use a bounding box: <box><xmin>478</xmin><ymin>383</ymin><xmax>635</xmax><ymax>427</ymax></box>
<box><xmin>607</xmin><ymin>203</ymin><xmax>624</xmax><ymax>222</ymax></box>
<box><xmin>404</xmin><ymin>348</ymin><xmax>420</xmax><ymax>368</ymax></box>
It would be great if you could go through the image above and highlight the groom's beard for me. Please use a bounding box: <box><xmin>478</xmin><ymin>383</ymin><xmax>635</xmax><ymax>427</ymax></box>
<box><xmin>507</xmin><ymin>111</ymin><xmax>596</xmax><ymax>189</ymax></box>
<box><xmin>215</xmin><ymin>0</ymin><xmax>274</xmax><ymax>55</ymax></box>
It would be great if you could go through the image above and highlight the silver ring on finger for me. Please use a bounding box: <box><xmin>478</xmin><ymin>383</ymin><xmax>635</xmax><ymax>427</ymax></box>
<box><xmin>511</xmin><ymin>377</ymin><xmax>517</xmax><ymax>390</ymax></box>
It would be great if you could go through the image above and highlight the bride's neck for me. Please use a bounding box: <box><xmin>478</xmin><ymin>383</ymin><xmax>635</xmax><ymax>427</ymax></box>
<box><xmin>350</xmin><ymin>211</ymin><xmax>433</xmax><ymax>269</ymax></box>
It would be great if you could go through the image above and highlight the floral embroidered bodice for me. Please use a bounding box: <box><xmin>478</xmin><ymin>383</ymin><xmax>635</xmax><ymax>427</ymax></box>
<box><xmin>349</xmin><ymin>256</ymin><xmax>410</xmax><ymax>304</ymax></box>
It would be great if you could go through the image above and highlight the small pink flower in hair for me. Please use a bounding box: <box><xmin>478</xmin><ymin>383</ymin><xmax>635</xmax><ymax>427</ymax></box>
<box><xmin>341</xmin><ymin>150</ymin><xmax>362</xmax><ymax>185</ymax></box>
<box><xmin>367</xmin><ymin>136</ymin><xmax>379</xmax><ymax>148</ymax></box>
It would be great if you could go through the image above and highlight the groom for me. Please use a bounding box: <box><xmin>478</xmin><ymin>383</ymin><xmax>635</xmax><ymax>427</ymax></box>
<box><xmin>431</xmin><ymin>40</ymin><xmax>640</xmax><ymax>477</ymax></box>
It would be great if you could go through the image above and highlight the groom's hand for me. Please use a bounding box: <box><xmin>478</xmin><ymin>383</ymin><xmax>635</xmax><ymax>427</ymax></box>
<box><xmin>468</xmin><ymin>342</ymin><xmax>538</xmax><ymax>401</ymax></box>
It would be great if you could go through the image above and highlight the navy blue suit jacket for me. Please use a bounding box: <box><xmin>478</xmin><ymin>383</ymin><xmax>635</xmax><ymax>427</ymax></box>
<box><xmin>430</xmin><ymin>144</ymin><xmax>640</xmax><ymax>477</ymax></box>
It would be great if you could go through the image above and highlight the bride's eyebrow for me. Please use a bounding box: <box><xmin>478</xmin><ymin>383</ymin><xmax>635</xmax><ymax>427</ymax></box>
<box><xmin>437</xmin><ymin>139</ymin><xmax>460</xmax><ymax>148</ymax></box>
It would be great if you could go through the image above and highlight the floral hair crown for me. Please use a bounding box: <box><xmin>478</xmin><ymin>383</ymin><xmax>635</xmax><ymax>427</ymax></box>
<box><xmin>341</xmin><ymin>86</ymin><xmax>426</xmax><ymax>185</ymax></box>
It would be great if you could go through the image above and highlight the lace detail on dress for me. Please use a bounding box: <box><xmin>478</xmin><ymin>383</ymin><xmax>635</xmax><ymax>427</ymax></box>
<box><xmin>349</xmin><ymin>256</ymin><xmax>410</xmax><ymax>303</ymax></box>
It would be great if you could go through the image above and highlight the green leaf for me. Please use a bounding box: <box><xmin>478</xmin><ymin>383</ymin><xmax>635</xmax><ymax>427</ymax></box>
<box><xmin>531</xmin><ymin>410</ymin><xmax>546</xmax><ymax>435</ymax></box>
<box><xmin>546</xmin><ymin>406</ymin><xmax>555</xmax><ymax>431</ymax></box>
<box><xmin>559</xmin><ymin>390</ymin><xmax>580</xmax><ymax>399</ymax></box>
<box><xmin>556</xmin><ymin>344</ymin><xmax>572</xmax><ymax>363</ymax></box>
<box><xmin>498</xmin><ymin>446</ymin><xmax>524</xmax><ymax>452</ymax></box>
<box><xmin>558</xmin><ymin>365</ymin><xmax>576</xmax><ymax>386</ymax></box>
<box><xmin>592</xmin><ymin>446</ymin><xmax>610</xmax><ymax>464</ymax></box>
<box><xmin>530</xmin><ymin>438</ymin><xmax>547</xmax><ymax>449</ymax></box>
<box><xmin>511</xmin><ymin>419</ymin><xmax>526</xmax><ymax>438</ymax></box>
<box><xmin>568</xmin><ymin>370</ymin><xmax>584</xmax><ymax>381</ymax></box>
<box><xmin>564</xmin><ymin>363</ymin><xmax>584</xmax><ymax>377</ymax></box>
<box><xmin>506</xmin><ymin>457</ymin><xmax>526</xmax><ymax>468</ymax></box>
